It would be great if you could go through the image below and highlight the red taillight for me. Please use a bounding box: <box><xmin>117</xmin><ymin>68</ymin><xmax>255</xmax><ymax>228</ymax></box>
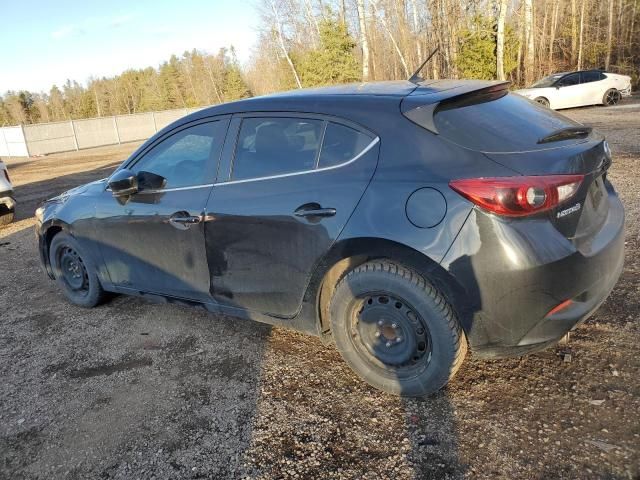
<box><xmin>545</xmin><ymin>299</ymin><xmax>574</xmax><ymax>318</ymax></box>
<box><xmin>449</xmin><ymin>175</ymin><xmax>584</xmax><ymax>217</ymax></box>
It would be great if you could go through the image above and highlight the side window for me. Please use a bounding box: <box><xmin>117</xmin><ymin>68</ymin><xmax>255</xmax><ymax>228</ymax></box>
<box><xmin>558</xmin><ymin>73</ymin><xmax>580</xmax><ymax>86</ymax></box>
<box><xmin>582</xmin><ymin>71</ymin><xmax>601</xmax><ymax>83</ymax></box>
<box><xmin>232</xmin><ymin>118</ymin><xmax>323</xmax><ymax>181</ymax></box>
<box><xmin>318</xmin><ymin>123</ymin><xmax>373</xmax><ymax>168</ymax></box>
<box><xmin>132</xmin><ymin>121</ymin><xmax>225</xmax><ymax>188</ymax></box>
<box><xmin>599</xmin><ymin>72</ymin><xmax>607</xmax><ymax>81</ymax></box>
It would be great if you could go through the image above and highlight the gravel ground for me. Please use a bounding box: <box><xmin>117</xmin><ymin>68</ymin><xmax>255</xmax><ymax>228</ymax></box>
<box><xmin>0</xmin><ymin>100</ymin><xmax>638</xmax><ymax>479</ymax></box>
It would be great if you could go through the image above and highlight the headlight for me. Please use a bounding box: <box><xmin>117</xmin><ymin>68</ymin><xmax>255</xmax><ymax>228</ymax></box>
<box><xmin>35</xmin><ymin>206</ymin><xmax>44</xmax><ymax>222</ymax></box>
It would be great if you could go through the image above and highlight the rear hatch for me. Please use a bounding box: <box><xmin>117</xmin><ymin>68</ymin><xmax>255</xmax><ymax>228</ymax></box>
<box><xmin>401</xmin><ymin>82</ymin><xmax>612</xmax><ymax>241</ymax></box>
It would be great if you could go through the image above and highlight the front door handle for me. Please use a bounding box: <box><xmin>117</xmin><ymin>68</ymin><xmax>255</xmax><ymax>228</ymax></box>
<box><xmin>294</xmin><ymin>204</ymin><xmax>337</xmax><ymax>218</ymax></box>
<box><xmin>169</xmin><ymin>212</ymin><xmax>202</xmax><ymax>230</ymax></box>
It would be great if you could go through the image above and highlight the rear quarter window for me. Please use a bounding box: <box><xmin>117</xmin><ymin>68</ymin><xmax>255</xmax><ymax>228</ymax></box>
<box><xmin>318</xmin><ymin>123</ymin><xmax>372</xmax><ymax>168</ymax></box>
<box><xmin>433</xmin><ymin>93</ymin><xmax>585</xmax><ymax>153</ymax></box>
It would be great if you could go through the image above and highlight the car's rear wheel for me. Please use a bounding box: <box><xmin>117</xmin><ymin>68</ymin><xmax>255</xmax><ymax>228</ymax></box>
<box><xmin>603</xmin><ymin>88</ymin><xmax>621</xmax><ymax>106</ymax></box>
<box><xmin>329</xmin><ymin>260</ymin><xmax>467</xmax><ymax>397</ymax></box>
<box><xmin>534</xmin><ymin>97</ymin><xmax>550</xmax><ymax>108</ymax></box>
<box><xmin>49</xmin><ymin>232</ymin><xmax>106</xmax><ymax>308</ymax></box>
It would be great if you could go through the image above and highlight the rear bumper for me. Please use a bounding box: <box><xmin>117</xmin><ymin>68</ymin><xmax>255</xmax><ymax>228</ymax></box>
<box><xmin>441</xmin><ymin>187</ymin><xmax>625</xmax><ymax>359</ymax></box>
<box><xmin>620</xmin><ymin>85</ymin><xmax>632</xmax><ymax>96</ymax></box>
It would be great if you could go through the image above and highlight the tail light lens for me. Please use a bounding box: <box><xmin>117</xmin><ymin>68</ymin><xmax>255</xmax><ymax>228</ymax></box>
<box><xmin>449</xmin><ymin>175</ymin><xmax>584</xmax><ymax>217</ymax></box>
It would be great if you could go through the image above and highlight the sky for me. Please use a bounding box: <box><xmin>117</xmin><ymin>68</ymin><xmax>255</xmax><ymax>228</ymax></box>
<box><xmin>0</xmin><ymin>0</ymin><xmax>260</xmax><ymax>94</ymax></box>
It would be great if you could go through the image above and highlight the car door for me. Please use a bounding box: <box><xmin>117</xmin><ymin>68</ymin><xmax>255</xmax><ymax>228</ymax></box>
<box><xmin>555</xmin><ymin>73</ymin><xmax>583</xmax><ymax>108</ymax></box>
<box><xmin>579</xmin><ymin>71</ymin><xmax>604</xmax><ymax>105</ymax></box>
<box><xmin>94</xmin><ymin>117</ymin><xmax>229</xmax><ymax>302</ymax></box>
<box><xmin>204</xmin><ymin>114</ymin><xmax>380</xmax><ymax>317</ymax></box>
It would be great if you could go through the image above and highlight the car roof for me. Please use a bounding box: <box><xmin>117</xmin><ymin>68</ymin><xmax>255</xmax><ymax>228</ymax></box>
<box><xmin>553</xmin><ymin>69</ymin><xmax>605</xmax><ymax>76</ymax></box>
<box><xmin>188</xmin><ymin>79</ymin><xmax>506</xmax><ymax>117</ymax></box>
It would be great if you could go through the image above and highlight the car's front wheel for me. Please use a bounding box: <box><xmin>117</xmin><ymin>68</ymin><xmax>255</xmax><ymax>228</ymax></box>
<box><xmin>603</xmin><ymin>88</ymin><xmax>621</xmax><ymax>106</ymax></box>
<box><xmin>329</xmin><ymin>260</ymin><xmax>467</xmax><ymax>397</ymax></box>
<box><xmin>49</xmin><ymin>232</ymin><xmax>106</xmax><ymax>308</ymax></box>
<box><xmin>0</xmin><ymin>210</ymin><xmax>14</xmax><ymax>225</ymax></box>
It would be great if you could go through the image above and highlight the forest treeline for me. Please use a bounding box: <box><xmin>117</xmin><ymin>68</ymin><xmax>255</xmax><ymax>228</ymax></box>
<box><xmin>1</xmin><ymin>0</ymin><xmax>638</xmax><ymax>126</ymax></box>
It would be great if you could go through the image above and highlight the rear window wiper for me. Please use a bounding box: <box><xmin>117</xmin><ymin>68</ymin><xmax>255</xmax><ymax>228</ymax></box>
<box><xmin>537</xmin><ymin>126</ymin><xmax>592</xmax><ymax>144</ymax></box>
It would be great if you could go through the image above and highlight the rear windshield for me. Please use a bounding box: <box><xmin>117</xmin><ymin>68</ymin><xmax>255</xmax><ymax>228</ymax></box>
<box><xmin>433</xmin><ymin>93</ymin><xmax>584</xmax><ymax>153</ymax></box>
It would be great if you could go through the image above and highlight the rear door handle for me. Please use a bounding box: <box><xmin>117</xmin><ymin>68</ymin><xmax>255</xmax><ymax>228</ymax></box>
<box><xmin>294</xmin><ymin>203</ymin><xmax>337</xmax><ymax>218</ymax></box>
<box><xmin>169</xmin><ymin>212</ymin><xmax>202</xmax><ymax>230</ymax></box>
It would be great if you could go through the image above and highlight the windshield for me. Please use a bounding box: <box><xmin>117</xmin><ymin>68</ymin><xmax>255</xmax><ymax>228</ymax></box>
<box><xmin>531</xmin><ymin>74</ymin><xmax>565</xmax><ymax>88</ymax></box>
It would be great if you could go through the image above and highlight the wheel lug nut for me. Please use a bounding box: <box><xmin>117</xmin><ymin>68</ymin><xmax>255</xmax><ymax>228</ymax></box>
<box><xmin>385</xmin><ymin>341</ymin><xmax>392</xmax><ymax>347</ymax></box>
<box><xmin>392</xmin><ymin>323</ymin><xmax>397</xmax><ymax>329</ymax></box>
<box><xmin>396</xmin><ymin>337</ymin><xmax>402</xmax><ymax>343</ymax></box>
<box><xmin>377</xmin><ymin>320</ymin><xmax>383</xmax><ymax>326</ymax></box>
<box><xmin>374</xmin><ymin>331</ymin><xmax>380</xmax><ymax>338</ymax></box>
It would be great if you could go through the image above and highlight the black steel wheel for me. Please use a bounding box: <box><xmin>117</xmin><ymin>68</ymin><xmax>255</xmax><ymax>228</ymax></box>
<box><xmin>330</xmin><ymin>261</ymin><xmax>467</xmax><ymax>397</ymax></box>
<box><xmin>603</xmin><ymin>89</ymin><xmax>621</xmax><ymax>106</ymax></box>
<box><xmin>349</xmin><ymin>293</ymin><xmax>432</xmax><ymax>376</ymax></box>
<box><xmin>49</xmin><ymin>232</ymin><xmax>106</xmax><ymax>308</ymax></box>
<box><xmin>58</xmin><ymin>246</ymin><xmax>89</xmax><ymax>293</ymax></box>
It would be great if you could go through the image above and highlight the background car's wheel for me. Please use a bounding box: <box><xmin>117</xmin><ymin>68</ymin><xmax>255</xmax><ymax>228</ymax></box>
<box><xmin>49</xmin><ymin>232</ymin><xmax>106</xmax><ymax>308</ymax></box>
<box><xmin>534</xmin><ymin>97</ymin><xmax>550</xmax><ymax>108</ymax></box>
<box><xmin>329</xmin><ymin>260</ymin><xmax>467</xmax><ymax>397</ymax></box>
<box><xmin>603</xmin><ymin>88</ymin><xmax>621</xmax><ymax>106</ymax></box>
<box><xmin>0</xmin><ymin>211</ymin><xmax>14</xmax><ymax>225</ymax></box>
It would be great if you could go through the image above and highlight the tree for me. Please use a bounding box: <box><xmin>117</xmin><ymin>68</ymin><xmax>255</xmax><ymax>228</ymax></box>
<box><xmin>370</xmin><ymin>0</ymin><xmax>410</xmax><ymax>77</ymax></box>
<box><xmin>524</xmin><ymin>0</ymin><xmax>535</xmax><ymax>85</ymax></box>
<box><xmin>224</xmin><ymin>67</ymin><xmax>252</xmax><ymax>100</ymax></box>
<box><xmin>458</xmin><ymin>16</ymin><xmax>518</xmax><ymax>80</ymax></box>
<box><xmin>606</xmin><ymin>0</ymin><xmax>615</xmax><ymax>69</ymax></box>
<box><xmin>496</xmin><ymin>0</ymin><xmax>508</xmax><ymax>80</ymax></box>
<box><xmin>268</xmin><ymin>0</ymin><xmax>303</xmax><ymax>88</ymax></box>
<box><xmin>3</xmin><ymin>0</ymin><xmax>640</xmax><ymax>126</ymax></box>
<box><xmin>297</xmin><ymin>18</ymin><xmax>361</xmax><ymax>87</ymax></box>
<box><xmin>356</xmin><ymin>0</ymin><xmax>371</xmax><ymax>81</ymax></box>
<box><xmin>577</xmin><ymin>0</ymin><xmax>587</xmax><ymax>69</ymax></box>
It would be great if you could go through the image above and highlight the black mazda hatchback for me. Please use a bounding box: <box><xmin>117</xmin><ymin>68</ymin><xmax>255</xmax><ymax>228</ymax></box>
<box><xmin>35</xmin><ymin>80</ymin><xmax>624</xmax><ymax>396</ymax></box>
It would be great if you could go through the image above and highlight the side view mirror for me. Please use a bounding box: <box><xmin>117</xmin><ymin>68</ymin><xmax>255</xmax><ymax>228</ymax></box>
<box><xmin>108</xmin><ymin>169</ymin><xmax>138</xmax><ymax>197</ymax></box>
<box><xmin>137</xmin><ymin>171</ymin><xmax>166</xmax><ymax>191</ymax></box>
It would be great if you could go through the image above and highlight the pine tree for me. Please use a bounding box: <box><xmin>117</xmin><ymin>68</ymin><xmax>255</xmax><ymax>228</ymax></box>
<box><xmin>297</xmin><ymin>18</ymin><xmax>361</xmax><ymax>87</ymax></box>
<box><xmin>223</xmin><ymin>67</ymin><xmax>252</xmax><ymax>101</ymax></box>
<box><xmin>457</xmin><ymin>16</ymin><xmax>518</xmax><ymax>80</ymax></box>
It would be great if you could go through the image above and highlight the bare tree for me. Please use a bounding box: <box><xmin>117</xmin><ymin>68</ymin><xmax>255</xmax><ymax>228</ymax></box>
<box><xmin>606</xmin><ymin>0</ymin><xmax>614</xmax><ymax>69</ymax></box>
<box><xmin>496</xmin><ymin>0</ymin><xmax>508</xmax><ymax>80</ymax></box>
<box><xmin>571</xmin><ymin>0</ymin><xmax>578</xmax><ymax>64</ymax></box>
<box><xmin>548</xmin><ymin>1</ymin><xmax>560</xmax><ymax>70</ymax></box>
<box><xmin>410</xmin><ymin>0</ymin><xmax>423</xmax><ymax>62</ymax></box>
<box><xmin>577</xmin><ymin>0</ymin><xmax>586</xmax><ymax>69</ymax></box>
<box><xmin>269</xmin><ymin>0</ymin><xmax>303</xmax><ymax>88</ymax></box>
<box><xmin>356</xmin><ymin>0</ymin><xmax>371</xmax><ymax>80</ymax></box>
<box><xmin>370</xmin><ymin>0</ymin><xmax>410</xmax><ymax>77</ymax></box>
<box><xmin>524</xmin><ymin>0</ymin><xmax>535</xmax><ymax>84</ymax></box>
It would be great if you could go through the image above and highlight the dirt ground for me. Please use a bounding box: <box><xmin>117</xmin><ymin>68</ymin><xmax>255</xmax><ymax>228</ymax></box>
<box><xmin>1</xmin><ymin>100</ymin><xmax>638</xmax><ymax>479</ymax></box>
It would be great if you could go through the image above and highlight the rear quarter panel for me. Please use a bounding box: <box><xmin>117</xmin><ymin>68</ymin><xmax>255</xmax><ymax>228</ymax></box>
<box><xmin>337</xmin><ymin>116</ymin><xmax>517</xmax><ymax>264</ymax></box>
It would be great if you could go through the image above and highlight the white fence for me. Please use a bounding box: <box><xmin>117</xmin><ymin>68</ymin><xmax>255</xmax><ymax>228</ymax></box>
<box><xmin>0</xmin><ymin>126</ymin><xmax>29</xmax><ymax>157</ymax></box>
<box><xmin>0</xmin><ymin>107</ymin><xmax>205</xmax><ymax>158</ymax></box>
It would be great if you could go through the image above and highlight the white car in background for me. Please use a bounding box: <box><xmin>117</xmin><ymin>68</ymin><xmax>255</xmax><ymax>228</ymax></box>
<box><xmin>0</xmin><ymin>159</ymin><xmax>16</xmax><ymax>225</ymax></box>
<box><xmin>515</xmin><ymin>70</ymin><xmax>632</xmax><ymax>109</ymax></box>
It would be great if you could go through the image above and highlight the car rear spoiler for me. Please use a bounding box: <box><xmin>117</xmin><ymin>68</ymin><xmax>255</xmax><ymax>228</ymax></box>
<box><xmin>401</xmin><ymin>81</ymin><xmax>511</xmax><ymax>134</ymax></box>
